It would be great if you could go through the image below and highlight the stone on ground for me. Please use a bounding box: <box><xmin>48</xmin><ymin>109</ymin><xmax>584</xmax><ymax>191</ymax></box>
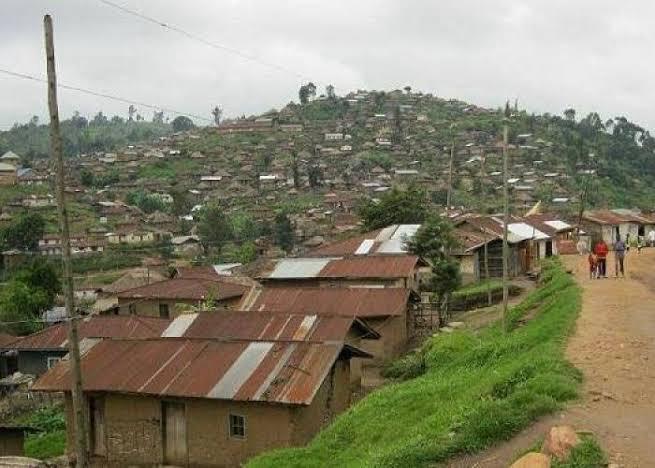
<box><xmin>541</xmin><ymin>425</ymin><xmax>580</xmax><ymax>460</ymax></box>
<box><xmin>510</xmin><ymin>452</ymin><xmax>551</xmax><ymax>468</ymax></box>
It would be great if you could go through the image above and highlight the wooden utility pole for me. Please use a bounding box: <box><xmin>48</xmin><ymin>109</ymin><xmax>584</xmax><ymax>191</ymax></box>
<box><xmin>44</xmin><ymin>15</ymin><xmax>89</xmax><ymax>467</ymax></box>
<box><xmin>479</xmin><ymin>148</ymin><xmax>492</xmax><ymax>306</ymax></box>
<box><xmin>502</xmin><ymin>104</ymin><xmax>510</xmax><ymax>330</ymax></box>
<box><xmin>446</xmin><ymin>125</ymin><xmax>456</xmax><ymax>209</ymax></box>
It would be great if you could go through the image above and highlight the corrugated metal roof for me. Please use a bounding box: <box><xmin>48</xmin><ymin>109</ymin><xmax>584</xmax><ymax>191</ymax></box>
<box><xmin>544</xmin><ymin>220</ymin><xmax>571</xmax><ymax>231</ymax></box>
<box><xmin>318</xmin><ymin>255</ymin><xmax>419</xmax><ymax>279</ymax></box>
<box><xmin>390</xmin><ymin>224</ymin><xmax>421</xmax><ymax>240</ymax></box>
<box><xmin>11</xmin><ymin>316</ymin><xmax>171</xmax><ymax>350</ymax></box>
<box><xmin>268</xmin><ymin>258</ymin><xmax>335</xmax><ymax>279</ymax></box>
<box><xmin>33</xmin><ymin>338</ymin><xmax>366</xmax><ymax>405</ymax></box>
<box><xmin>583</xmin><ymin>210</ymin><xmax>629</xmax><ymax>225</ymax></box>
<box><xmin>309</xmin><ymin>225</ymin><xmax>422</xmax><ymax>257</ymax></box>
<box><xmin>163</xmin><ymin>311</ymin><xmax>378</xmax><ymax>341</ymax></box>
<box><xmin>117</xmin><ymin>278</ymin><xmax>248</xmax><ymax>301</ymax></box>
<box><xmin>507</xmin><ymin>222</ymin><xmax>550</xmax><ymax>240</ymax></box>
<box><xmin>245</xmin><ymin>287</ymin><xmax>411</xmax><ymax>318</ymax></box>
<box><xmin>354</xmin><ymin>239</ymin><xmax>375</xmax><ymax>255</ymax></box>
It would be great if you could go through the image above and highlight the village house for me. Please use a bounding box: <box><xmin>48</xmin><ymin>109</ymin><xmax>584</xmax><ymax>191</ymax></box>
<box><xmin>38</xmin><ymin>233</ymin><xmax>106</xmax><ymax>257</ymax></box>
<box><xmin>240</xmin><ymin>287</ymin><xmax>415</xmax><ymax>383</ymax></box>
<box><xmin>115</xmin><ymin>277</ymin><xmax>250</xmax><ymax>318</ymax></box>
<box><xmin>581</xmin><ymin>210</ymin><xmax>644</xmax><ymax>246</ymax></box>
<box><xmin>171</xmin><ymin>235</ymin><xmax>202</xmax><ymax>257</ymax></box>
<box><xmin>259</xmin><ymin>255</ymin><xmax>424</xmax><ymax>290</ymax></box>
<box><xmin>0</xmin><ymin>163</ymin><xmax>17</xmax><ymax>186</ymax></box>
<box><xmin>33</xmin><ymin>334</ymin><xmax>368</xmax><ymax>467</ymax></box>
<box><xmin>1</xmin><ymin>315</ymin><xmax>170</xmax><ymax>377</ymax></box>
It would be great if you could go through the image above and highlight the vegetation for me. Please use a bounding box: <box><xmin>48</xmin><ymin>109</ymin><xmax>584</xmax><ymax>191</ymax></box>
<box><xmin>358</xmin><ymin>185</ymin><xmax>428</xmax><ymax>231</ymax></box>
<box><xmin>552</xmin><ymin>436</ymin><xmax>607</xmax><ymax>468</ymax></box>
<box><xmin>0</xmin><ymin>212</ymin><xmax>46</xmax><ymax>252</ymax></box>
<box><xmin>16</xmin><ymin>406</ymin><xmax>66</xmax><ymax>460</ymax></box>
<box><xmin>249</xmin><ymin>259</ymin><xmax>582</xmax><ymax>467</ymax></box>
<box><xmin>273</xmin><ymin>212</ymin><xmax>294</xmax><ymax>253</ymax></box>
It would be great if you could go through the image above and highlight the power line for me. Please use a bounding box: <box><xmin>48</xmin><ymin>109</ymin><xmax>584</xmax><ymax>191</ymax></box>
<box><xmin>0</xmin><ymin>67</ymin><xmax>213</xmax><ymax>123</ymax></box>
<box><xmin>97</xmin><ymin>0</ymin><xmax>310</xmax><ymax>82</ymax></box>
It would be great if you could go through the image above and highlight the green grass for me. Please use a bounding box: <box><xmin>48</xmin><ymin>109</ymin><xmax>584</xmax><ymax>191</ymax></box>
<box><xmin>553</xmin><ymin>436</ymin><xmax>607</xmax><ymax>468</ymax></box>
<box><xmin>453</xmin><ymin>279</ymin><xmax>503</xmax><ymax>296</ymax></box>
<box><xmin>13</xmin><ymin>406</ymin><xmax>66</xmax><ymax>460</ymax></box>
<box><xmin>248</xmin><ymin>259</ymin><xmax>582</xmax><ymax>468</ymax></box>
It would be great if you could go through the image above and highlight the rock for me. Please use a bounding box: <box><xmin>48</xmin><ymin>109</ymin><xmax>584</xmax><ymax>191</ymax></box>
<box><xmin>541</xmin><ymin>426</ymin><xmax>581</xmax><ymax>460</ymax></box>
<box><xmin>510</xmin><ymin>452</ymin><xmax>551</xmax><ymax>468</ymax></box>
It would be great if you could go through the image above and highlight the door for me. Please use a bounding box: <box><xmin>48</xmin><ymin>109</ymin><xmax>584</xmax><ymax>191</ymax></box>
<box><xmin>162</xmin><ymin>401</ymin><xmax>187</xmax><ymax>466</ymax></box>
<box><xmin>545</xmin><ymin>241</ymin><xmax>553</xmax><ymax>257</ymax></box>
<box><xmin>89</xmin><ymin>397</ymin><xmax>106</xmax><ymax>456</ymax></box>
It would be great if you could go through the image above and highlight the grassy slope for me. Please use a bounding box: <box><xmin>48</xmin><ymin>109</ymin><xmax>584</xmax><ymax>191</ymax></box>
<box><xmin>248</xmin><ymin>260</ymin><xmax>582</xmax><ymax>467</ymax></box>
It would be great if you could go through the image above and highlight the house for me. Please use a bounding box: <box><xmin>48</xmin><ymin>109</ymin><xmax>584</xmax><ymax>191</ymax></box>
<box><xmin>0</xmin><ymin>163</ymin><xmax>17</xmax><ymax>186</ymax></box>
<box><xmin>107</xmin><ymin>228</ymin><xmax>156</xmax><ymax>245</ymax></box>
<box><xmin>0</xmin><ymin>151</ymin><xmax>21</xmax><ymax>165</ymax></box>
<box><xmin>240</xmin><ymin>287</ymin><xmax>415</xmax><ymax>380</ymax></box>
<box><xmin>38</xmin><ymin>233</ymin><xmax>106</xmax><ymax>256</ymax></box>
<box><xmin>33</xmin><ymin>336</ymin><xmax>368</xmax><ymax>467</ymax></box>
<box><xmin>324</xmin><ymin>133</ymin><xmax>344</xmax><ymax>141</ymax></box>
<box><xmin>171</xmin><ymin>235</ymin><xmax>202</xmax><ymax>256</ymax></box>
<box><xmin>308</xmin><ymin>224</ymin><xmax>422</xmax><ymax>257</ymax></box>
<box><xmin>115</xmin><ymin>277</ymin><xmax>249</xmax><ymax>318</ymax></box>
<box><xmin>260</xmin><ymin>255</ymin><xmax>424</xmax><ymax>290</ymax></box>
<box><xmin>2</xmin><ymin>316</ymin><xmax>170</xmax><ymax>377</ymax></box>
<box><xmin>582</xmin><ymin>210</ymin><xmax>639</xmax><ymax>245</ymax></box>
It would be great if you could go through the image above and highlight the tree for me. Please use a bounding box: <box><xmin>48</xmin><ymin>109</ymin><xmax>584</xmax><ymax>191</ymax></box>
<box><xmin>326</xmin><ymin>84</ymin><xmax>336</xmax><ymax>100</ymax></box>
<box><xmin>170</xmin><ymin>189</ymin><xmax>192</xmax><ymax>217</ymax></box>
<box><xmin>307</xmin><ymin>164</ymin><xmax>322</xmax><ymax>189</ymax></box>
<box><xmin>211</xmin><ymin>106</ymin><xmax>223</xmax><ymax>126</ymax></box>
<box><xmin>274</xmin><ymin>212</ymin><xmax>294</xmax><ymax>253</ymax></box>
<box><xmin>152</xmin><ymin>111</ymin><xmax>165</xmax><ymax>124</ymax></box>
<box><xmin>0</xmin><ymin>213</ymin><xmax>46</xmax><ymax>251</ymax></box>
<box><xmin>357</xmin><ymin>185</ymin><xmax>428</xmax><ymax>231</ymax></box>
<box><xmin>298</xmin><ymin>82</ymin><xmax>317</xmax><ymax>105</ymax></box>
<box><xmin>290</xmin><ymin>150</ymin><xmax>301</xmax><ymax>189</ymax></box>
<box><xmin>563</xmin><ymin>108</ymin><xmax>576</xmax><ymax>122</ymax></box>
<box><xmin>128</xmin><ymin>105</ymin><xmax>137</xmax><ymax>121</ymax></box>
<box><xmin>197</xmin><ymin>204</ymin><xmax>233</xmax><ymax>256</ymax></box>
<box><xmin>14</xmin><ymin>260</ymin><xmax>61</xmax><ymax>306</ymax></box>
<box><xmin>407</xmin><ymin>216</ymin><xmax>461</xmax><ymax>324</ymax></box>
<box><xmin>404</xmin><ymin>85</ymin><xmax>412</xmax><ymax>94</ymax></box>
<box><xmin>91</xmin><ymin>111</ymin><xmax>108</xmax><ymax>126</ymax></box>
<box><xmin>0</xmin><ymin>281</ymin><xmax>49</xmax><ymax>335</ymax></box>
<box><xmin>171</xmin><ymin>115</ymin><xmax>195</xmax><ymax>132</ymax></box>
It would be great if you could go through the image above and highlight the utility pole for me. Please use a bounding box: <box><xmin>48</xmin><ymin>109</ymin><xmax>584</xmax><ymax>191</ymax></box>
<box><xmin>502</xmin><ymin>103</ymin><xmax>511</xmax><ymax>330</ymax></box>
<box><xmin>44</xmin><ymin>15</ymin><xmax>89</xmax><ymax>467</ymax></box>
<box><xmin>446</xmin><ymin>124</ymin><xmax>456</xmax><ymax>210</ymax></box>
<box><xmin>480</xmin><ymin>148</ymin><xmax>491</xmax><ymax>306</ymax></box>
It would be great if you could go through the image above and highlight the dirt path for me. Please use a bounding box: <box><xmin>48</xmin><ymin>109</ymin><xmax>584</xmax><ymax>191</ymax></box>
<box><xmin>449</xmin><ymin>250</ymin><xmax>655</xmax><ymax>468</ymax></box>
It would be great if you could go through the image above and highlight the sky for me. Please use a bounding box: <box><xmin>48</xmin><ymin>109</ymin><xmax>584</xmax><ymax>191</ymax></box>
<box><xmin>1</xmin><ymin>0</ymin><xmax>653</xmax><ymax>130</ymax></box>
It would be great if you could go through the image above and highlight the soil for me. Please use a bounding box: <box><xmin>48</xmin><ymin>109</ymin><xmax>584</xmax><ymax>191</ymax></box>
<box><xmin>447</xmin><ymin>250</ymin><xmax>655</xmax><ymax>468</ymax></box>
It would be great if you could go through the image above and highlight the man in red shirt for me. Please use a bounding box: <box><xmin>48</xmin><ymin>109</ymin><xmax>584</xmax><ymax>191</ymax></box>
<box><xmin>594</xmin><ymin>239</ymin><xmax>609</xmax><ymax>278</ymax></box>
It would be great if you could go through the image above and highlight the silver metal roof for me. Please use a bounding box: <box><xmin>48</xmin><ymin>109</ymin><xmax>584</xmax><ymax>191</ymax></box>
<box><xmin>269</xmin><ymin>258</ymin><xmax>336</xmax><ymax>279</ymax></box>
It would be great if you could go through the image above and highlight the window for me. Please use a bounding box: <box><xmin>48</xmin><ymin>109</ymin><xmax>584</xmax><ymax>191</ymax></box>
<box><xmin>128</xmin><ymin>303</ymin><xmax>136</xmax><ymax>315</ymax></box>
<box><xmin>47</xmin><ymin>356</ymin><xmax>61</xmax><ymax>369</ymax></box>
<box><xmin>159</xmin><ymin>303</ymin><xmax>170</xmax><ymax>319</ymax></box>
<box><xmin>229</xmin><ymin>414</ymin><xmax>246</xmax><ymax>439</ymax></box>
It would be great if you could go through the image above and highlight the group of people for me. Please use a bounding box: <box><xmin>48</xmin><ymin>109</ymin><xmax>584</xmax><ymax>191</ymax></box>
<box><xmin>588</xmin><ymin>238</ymin><xmax>628</xmax><ymax>279</ymax></box>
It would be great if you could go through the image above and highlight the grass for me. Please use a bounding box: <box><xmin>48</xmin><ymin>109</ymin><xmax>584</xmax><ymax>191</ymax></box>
<box><xmin>248</xmin><ymin>259</ymin><xmax>582</xmax><ymax>467</ymax></box>
<box><xmin>12</xmin><ymin>406</ymin><xmax>66</xmax><ymax>460</ymax></box>
<box><xmin>552</xmin><ymin>436</ymin><xmax>606</xmax><ymax>468</ymax></box>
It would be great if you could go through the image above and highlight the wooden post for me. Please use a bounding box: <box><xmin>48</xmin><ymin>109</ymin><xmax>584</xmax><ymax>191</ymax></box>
<box><xmin>44</xmin><ymin>15</ymin><xmax>89</xmax><ymax>467</ymax></box>
<box><xmin>446</xmin><ymin>131</ymin><xmax>455</xmax><ymax>209</ymax></box>
<box><xmin>480</xmin><ymin>148</ymin><xmax>492</xmax><ymax>306</ymax></box>
<box><xmin>502</xmin><ymin>104</ymin><xmax>510</xmax><ymax>330</ymax></box>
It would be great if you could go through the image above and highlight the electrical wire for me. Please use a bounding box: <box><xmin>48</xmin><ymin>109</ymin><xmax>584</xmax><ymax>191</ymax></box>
<box><xmin>97</xmin><ymin>0</ymin><xmax>310</xmax><ymax>82</ymax></box>
<box><xmin>0</xmin><ymin>68</ymin><xmax>213</xmax><ymax>123</ymax></box>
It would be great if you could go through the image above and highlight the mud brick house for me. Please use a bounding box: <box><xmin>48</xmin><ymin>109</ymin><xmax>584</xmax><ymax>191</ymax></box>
<box><xmin>240</xmin><ymin>287</ymin><xmax>416</xmax><ymax>379</ymax></box>
<box><xmin>2</xmin><ymin>316</ymin><xmax>170</xmax><ymax>377</ymax></box>
<box><xmin>115</xmin><ymin>277</ymin><xmax>249</xmax><ymax>318</ymax></box>
<box><xmin>582</xmin><ymin>209</ymin><xmax>655</xmax><ymax>246</ymax></box>
<box><xmin>34</xmin><ymin>336</ymin><xmax>369</xmax><ymax>467</ymax></box>
<box><xmin>259</xmin><ymin>255</ymin><xmax>424</xmax><ymax>290</ymax></box>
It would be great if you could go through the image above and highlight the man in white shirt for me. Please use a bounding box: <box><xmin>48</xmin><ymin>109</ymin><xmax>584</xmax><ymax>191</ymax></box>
<box><xmin>648</xmin><ymin>229</ymin><xmax>655</xmax><ymax>248</ymax></box>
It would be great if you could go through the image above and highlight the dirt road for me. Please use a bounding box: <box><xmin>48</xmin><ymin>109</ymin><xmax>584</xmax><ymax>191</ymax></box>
<box><xmin>449</xmin><ymin>250</ymin><xmax>655</xmax><ymax>467</ymax></box>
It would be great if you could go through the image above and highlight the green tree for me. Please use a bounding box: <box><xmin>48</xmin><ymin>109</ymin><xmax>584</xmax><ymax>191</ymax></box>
<box><xmin>170</xmin><ymin>189</ymin><xmax>192</xmax><ymax>217</ymax></box>
<box><xmin>14</xmin><ymin>260</ymin><xmax>61</xmax><ymax>306</ymax></box>
<box><xmin>274</xmin><ymin>212</ymin><xmax>294</xmax><ymax>253</ymax></box>
<box><xmin>326</xmin><ymin>84</ymin><xmax>336</xmax><ymax>100</ymax></box>
<box><xmin>0</xmin><ymin>213</ymin><xmax>46</xmax><ymax>252</ymax></box>
<box><xmin>211</xmin><ymin>106</ymin><xmax>223</xmax><ymax>126</ymax></box>
<box><xmin>298</xmin><ymin>82</ymin><xmax>317</xmax><ymax>105</ymax></box>
<box><xmin>197</xmin><ymin>204</ymin><xmax>234</xmax><ymax>256</ymax></box>
<box><xmin>357</xmin><ymin>186</ymin><xmax>428</xmax><ymax>231</ymax></box>
<box><xmin>0</xmin><ymin>281</ymin><xmax>49</xmax><ymax>335</ymax></box>
<box><xmin>171</xmin><ymin>116</ymin><xmax>195</xmax><ymax>132</ymax></box>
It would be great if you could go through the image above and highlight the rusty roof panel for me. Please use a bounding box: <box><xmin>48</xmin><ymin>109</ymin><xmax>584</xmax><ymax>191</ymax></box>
<box><xmin>246</xmin><ymin>287</ymin><xmax>410</xmax><ymax>318</ymax></box>
<box><xmin>33</xmin><ymin>338</ymin><xmax>347</xmax><ymax>405</ymax></box>
<box><xmin>11</xmin><ymin>316</ymin><xmax>171</xmax><ymax>350</ymax></box>
<box><xmin>117</xmin><ymin>278</ymin><xmax>248</xmax><ymax>301</ymax></box>
<box><xmin>317</xmin><ymin>255</ymin><xmax>419</xmax><ymax>279</ymax></box>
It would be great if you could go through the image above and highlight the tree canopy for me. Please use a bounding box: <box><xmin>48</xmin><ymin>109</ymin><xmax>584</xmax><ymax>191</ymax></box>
<box><xmin>357</xmin><ymin>186</ymin><xmax>428</xmax><ymax>231</ymax></box>
<box><xmin>0</xmin><ymin>213</ymin><xmax>45</xmax><ymax>252</ymax></box>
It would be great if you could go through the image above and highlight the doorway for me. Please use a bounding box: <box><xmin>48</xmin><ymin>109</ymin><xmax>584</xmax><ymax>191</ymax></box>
<box><xmin>162</xmin><ymin>401</ymin><xmax>187</xmax><ymax>465</ymax></box>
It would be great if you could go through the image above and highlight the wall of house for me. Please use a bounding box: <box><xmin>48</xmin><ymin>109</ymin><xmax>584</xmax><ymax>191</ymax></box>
<box><xmin>17</xmin><ymin>350</ymin><xmax>66</xmax><ymax>377</ymax></box>
<box><xmin>0</xmin><ymin>172</ymin><xmax>17</xmax><ymax>186</ymax></box>
<box><xmin>356</xmin><ymin>316</ymin><xmax>407</xmax><ymax>366</ymax></box>
<box><xmin>458</xmin><ymin>254</ymin><xmax>477</xmax><ymax>284</ymax></box>
<box><xmin>116</xmin><ymin>297</ymin><xmax>243</xmax><ymax>318</ymax></box>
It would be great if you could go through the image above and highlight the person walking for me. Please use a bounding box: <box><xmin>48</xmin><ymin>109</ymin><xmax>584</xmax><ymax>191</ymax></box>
<box><xmin>594</xmin><ymin>239</ymin><xmax>609</xmax><ymax>278</ymax></box>
<box><xmin>648</xmin><ymin>229</ymin><xmax>655</xmax><ymax>248</ymax></box>
<box><xmin>614</xmin><ymin>237</ymin><xmax>627</xmax><ymax>278</ymax></box>
<box><xmin>588</xmin><ymin>252</ymin><xmax>598</xmax><ymax>279</ymax></box>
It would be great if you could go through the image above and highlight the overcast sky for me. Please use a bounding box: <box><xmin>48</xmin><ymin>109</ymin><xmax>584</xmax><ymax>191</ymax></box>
<box><xmin>1</xmin><ymin>1</ymin><xmax>652</xmax><ymax>130</ymax></box>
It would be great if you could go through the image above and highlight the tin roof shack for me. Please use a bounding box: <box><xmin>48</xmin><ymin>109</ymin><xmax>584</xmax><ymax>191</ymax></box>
<box><xmin>115</xmin><ymin>278</ymin><xmax>249</xmax><ymax>318</ymax></box>
<box><xmin>4</xmin><ymin>316</ymin><xmax>170</xmax><ymax>377</ymax></box>
<box><xmin>582</xmin><ymin>210</ymin><xmax>642</xmax><ymax>246</ymax></box>
<box><xmin>260</xmin><ymin>255</ymin><xmax>424</xmax><ymax>290</ymax></box>
<box><xmin>34</xmin><ymin>338</ymin><xmax>369</xmax><ymax>467</ymax></box>
<box><xmin>241</xmin><ymin>287</ymin><xmax>415</xmax><ymax>380</ymax></box>
<box><xmin>523</xmin><ymin>214</ymin><xmax>576</xmax><ymax>256</ymax></box>
<box><xmin>161</xmin><ymin>310</ymin><xmax>379</xmax><ymax>388</ymax></box>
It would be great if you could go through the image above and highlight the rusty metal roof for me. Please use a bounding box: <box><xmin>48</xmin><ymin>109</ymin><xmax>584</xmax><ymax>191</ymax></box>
<box><xmin>317</xmin><ymin>255</ymin><xmax>420</xmax><ymax>279</ymax></box>
<box><xmin>33</xmin><ymin>338</ymin><xmax>368</xmax><ymax>405</ymax></box>
<box><xmin>116</xmin><ymin>278</ymin><xmax>248</xmax><ymax>301</ymax></box>
<box><xmin>11</xmin><ymin>316</ymin><xmax>171</xmax><ymax>350</ymax></box>
<box><xmin>161</xmin><ymin>311</ymin><xmax>379</xmax><ymax>341</ymax></box>
<box><xmin>582</xmin><ymin>210</ymin><xmax>631</xmax><ymax>225</ymax></box>
<box><xmin>308</xmin><ymin>225</ymin><xmax>421</xmax><ymax>257</ymax></box>
<box><xmin>244</xmin><ymin>287</ymin><xmax>411</xmax><ymax>318</ymax></box>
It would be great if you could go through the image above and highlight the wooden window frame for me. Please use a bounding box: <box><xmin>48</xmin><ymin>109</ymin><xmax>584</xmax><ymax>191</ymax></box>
<box><xmin>228</xmin><ymin>413</ymin><xmax>246</xmax><ymax>440</ymax></box>
<box><xmin>46</xmin><ymin>356</ymin><xmax>61</xmax><ymax>369</ymax></box>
